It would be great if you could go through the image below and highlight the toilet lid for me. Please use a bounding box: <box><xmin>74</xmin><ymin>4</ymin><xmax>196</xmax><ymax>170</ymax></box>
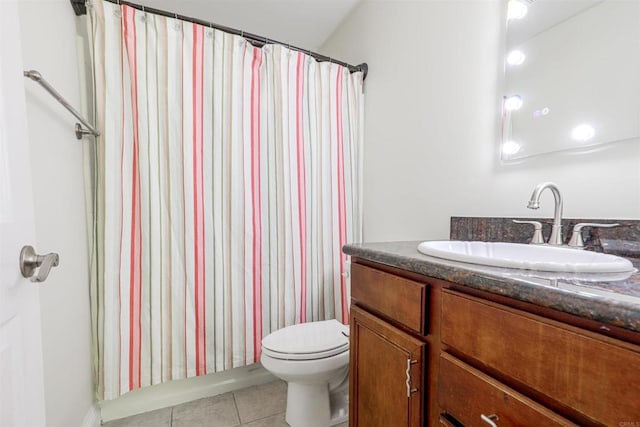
<box><xmin>262</xmin><ymin>319</ymin><xmax>349</xmax><ymax>360</ymax></box>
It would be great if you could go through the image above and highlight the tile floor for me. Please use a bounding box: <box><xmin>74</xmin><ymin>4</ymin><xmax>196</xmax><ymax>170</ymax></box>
<box><xmin>102</xmin><ymin>380</ymin><xmax>349</xmax><ymax>427</ymax></box>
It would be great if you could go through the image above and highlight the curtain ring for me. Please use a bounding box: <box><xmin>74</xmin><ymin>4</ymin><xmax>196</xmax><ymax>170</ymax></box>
<box><xmin>240</xmin><ymin>30</ymin><xmax>244</xmax><ymax>38</ymax></box>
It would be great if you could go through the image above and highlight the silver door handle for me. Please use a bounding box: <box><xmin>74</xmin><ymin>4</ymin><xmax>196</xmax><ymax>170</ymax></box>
<box><xmin>19</xmin><ymin>245</ymin><xmax>59</xmax><ymax>282</ymax></box>
<box><xmin>405</xmin><ymin>359</ymin><xmax>418</xmax><ymax>397</ymax></box>
<box><xmin>481</xmin><ymin>414</ymin><xmax>499</xmax><ymax>427</ymax></box>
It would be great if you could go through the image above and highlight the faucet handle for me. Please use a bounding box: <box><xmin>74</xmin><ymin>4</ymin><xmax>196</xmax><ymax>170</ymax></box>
<box><xmin>512</xmin><ymin>220</ymin><xmax>545</xmax><ymax>244</ymax></box>
<box><xmin>568</xmin><ymin>223</ymin><xmax>620</xmax><ymax>248</ymax></box>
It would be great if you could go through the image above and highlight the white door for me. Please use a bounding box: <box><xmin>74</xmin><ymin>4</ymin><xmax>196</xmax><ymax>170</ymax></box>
<box><xmin>0</xmin><ymin>1</ymin><xmax>47</xmax><ymax>426</ymax></box>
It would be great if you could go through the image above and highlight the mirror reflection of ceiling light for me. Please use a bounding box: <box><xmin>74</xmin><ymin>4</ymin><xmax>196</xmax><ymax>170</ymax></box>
<box><xmin>533</xmin><ymin>107</ymin><xmax>550</xmax><ymax>118</ymax></box>
<box><xmin>507</xmin><ymin>50</ymin><xmax>526</xmax><ymax>66</ymax></box>
<box><xmin>502</xmin><ymin>140</ymin><xmax>522</xmax><ymax>156</ymax></box>
<box><xmin>571</xmin><ymin>124</ymin><xmax>595</xmax><ymax>142</ymax></box>
<box><xmin>504</xmin><ymin>95</ymin><xmax>523</xmax><ymax>111</ymax></box>
<box><xmin>507</xmin><ymin>0</ymin><xmax>528</xmax><ymax>20</ymax></box>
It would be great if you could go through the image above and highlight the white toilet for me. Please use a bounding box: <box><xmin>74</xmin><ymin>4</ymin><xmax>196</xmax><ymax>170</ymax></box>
<box><xmin>260</xmin><ymin>319</ymin><xmax>350</xmax><ymax>427</ymax></box>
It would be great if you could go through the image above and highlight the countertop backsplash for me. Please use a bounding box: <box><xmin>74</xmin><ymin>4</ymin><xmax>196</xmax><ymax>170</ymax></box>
<box><xmin>450</xmin><ymin>216</ymin><xmax>640</xmax><ymax>262</ymax></box>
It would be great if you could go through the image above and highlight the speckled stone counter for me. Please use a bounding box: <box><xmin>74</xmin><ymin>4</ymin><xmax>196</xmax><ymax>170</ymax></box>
<box><xmin>450</xmin><ymin>216</ymin><xmax>640</xmax><ymax>259</ymax></box>
<box><xmin>343</xmin><ymin>240</ymin><xmax>640</xmax><ymax>333</ymax></box>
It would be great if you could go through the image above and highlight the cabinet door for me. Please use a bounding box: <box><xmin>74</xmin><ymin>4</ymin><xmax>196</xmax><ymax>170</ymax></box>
<box><xmin>350</xmin><ymin>305</ymin><xmax>426</xmax><ymax>427</ymax></box>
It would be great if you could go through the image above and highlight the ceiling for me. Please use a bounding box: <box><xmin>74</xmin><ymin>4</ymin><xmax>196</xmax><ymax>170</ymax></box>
<box><xmin>133</xmin><ymin>0</ymin><xmax>362</xmax><ymax>51</ymax></box>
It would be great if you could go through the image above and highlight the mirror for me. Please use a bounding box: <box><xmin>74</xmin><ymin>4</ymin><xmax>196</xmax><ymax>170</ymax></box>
<box><xmin>500</xmin><ymin>0</ymin><xmax>640</xmax><ymax>161</ymax></box>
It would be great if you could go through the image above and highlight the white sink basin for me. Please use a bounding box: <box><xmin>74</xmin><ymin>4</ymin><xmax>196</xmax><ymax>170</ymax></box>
<box><xmin>417</xmin><ymin>241</ymin><xmax>635</xmax><ymax>273</ymax></box>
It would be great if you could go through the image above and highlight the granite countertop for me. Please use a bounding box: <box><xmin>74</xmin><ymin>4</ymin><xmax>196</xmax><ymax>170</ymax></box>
<box><xmin>343</xmin><ymin>241</ymin><xmax>640</xmax><ymax>333</ymax></box>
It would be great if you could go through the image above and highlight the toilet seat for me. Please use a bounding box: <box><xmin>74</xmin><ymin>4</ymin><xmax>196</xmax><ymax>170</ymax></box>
<box><xmin>262</xmin><ymin>344</ymin><xmax>349</xmax><ymax>360</ymax></box>
<box><xmin>262</xmin><ymin>319</ymin><xmax>349</xmax><ymax>361</ymax></box>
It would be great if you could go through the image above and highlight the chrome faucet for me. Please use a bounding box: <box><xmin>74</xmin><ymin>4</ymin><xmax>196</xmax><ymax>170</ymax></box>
<box><xmin>527</xmin><ymin>182</ymin><xmax>564</xmax><ymax>245</ymax></box>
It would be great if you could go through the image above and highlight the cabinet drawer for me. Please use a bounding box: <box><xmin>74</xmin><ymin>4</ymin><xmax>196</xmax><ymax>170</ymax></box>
<box><xmin>351</xmin><ymin>263</ymin><xmax>428</xmax><ymax>334</ymax></box>
<box><xmin>441</xmin><ymin>290</ymin><xmax>640</xmax><ymax>426</ymax></box>
<box><xmin>439</xmin><ymin>352</ymin><xmax>576</xmax><ymax>426</ymax></box>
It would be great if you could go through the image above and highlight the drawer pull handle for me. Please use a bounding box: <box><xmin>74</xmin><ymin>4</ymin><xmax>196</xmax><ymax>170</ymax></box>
<box><xmin>405</xmin><ymin>359</ymin><xmax>418</xmax><ymax>397</ymax></box>
<box><xmin>481</xmin><ymin>414</ymin><xmax>499</xmax><ymax>427</ymax></box>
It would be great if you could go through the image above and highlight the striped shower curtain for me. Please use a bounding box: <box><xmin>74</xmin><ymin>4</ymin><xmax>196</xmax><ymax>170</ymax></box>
<box><xmin>87</xmin><ymin>0</ymin><xmax>364</xmax><ymax>400</ymax></box>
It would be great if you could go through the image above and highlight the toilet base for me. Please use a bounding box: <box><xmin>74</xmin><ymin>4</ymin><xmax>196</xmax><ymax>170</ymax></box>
<box><xmin>285</xmin><ymin>382</ymin><xmax>349</xmax><ymax>427</ymax></box>
<box><xmin>329</xmin><ymin>384</ymin><xmax>349</xmax><ymax>426</ymax></box>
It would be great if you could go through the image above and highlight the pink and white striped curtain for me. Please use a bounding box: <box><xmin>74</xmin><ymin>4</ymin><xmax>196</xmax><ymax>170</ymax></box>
<box><xmin>87</xmin><ymin>0</ymin><xmax>364</xmax><ymax>400</ymax></box>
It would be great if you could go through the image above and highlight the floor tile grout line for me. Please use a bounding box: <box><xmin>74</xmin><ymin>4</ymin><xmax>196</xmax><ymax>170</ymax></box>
<box><xmin>232</xmin><ymin>391</ymin><xmax>243</xmax><ymax>425</ymax></box>
<box><xmin>242</xmin><ymin>411</ymin><xmax>287</xmax><ymax>425</ymax></box>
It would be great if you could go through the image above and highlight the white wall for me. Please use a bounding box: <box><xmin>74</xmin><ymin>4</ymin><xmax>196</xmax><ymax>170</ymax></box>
<box><xmin>18</xmin><ymin>1</ymin><xmax>95</xmax><ymax>426</ymax></box>
<box><xmin>322</xmin><ymin>0</ymin><xmax>640</xmax><ymax>242</ymax></box>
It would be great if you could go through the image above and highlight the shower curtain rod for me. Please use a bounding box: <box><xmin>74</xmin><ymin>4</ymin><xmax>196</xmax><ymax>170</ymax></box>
<box><xmin>69</xmin><ymin>0</ymin><xmax>368</xmax><ymax>79</ymax></box>
<box><xmin>23</xmin><ymin>70</ymin><xmax>100</xmax><ymax>139</ymax></box>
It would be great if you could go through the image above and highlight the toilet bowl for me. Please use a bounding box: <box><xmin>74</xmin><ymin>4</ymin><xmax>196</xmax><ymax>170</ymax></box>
<box><xmin>260</xmin><ymin>319</ymin><xmax>349</xmax><ymax>427</ymax></box>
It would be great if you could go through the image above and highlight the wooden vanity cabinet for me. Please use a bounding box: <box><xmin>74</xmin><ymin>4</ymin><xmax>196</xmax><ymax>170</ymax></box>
<box><xmin>349</xmin><ymin>259</ymin><xmax>640</xmax><ymax>427</ymax></box>
<box><xmin>349</xmin><ymin>262</ymin><xmax>431</xmax><ymax>427</ymax></box>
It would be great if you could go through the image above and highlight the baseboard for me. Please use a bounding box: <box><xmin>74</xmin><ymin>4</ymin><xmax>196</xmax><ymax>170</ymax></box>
<box><xmin>100</xmin><ymin>363</ymin><xmax>276</xmax><ymax>422</ymax></box>
<box><xmin>80</xmin><ymin>403</ymin><xmax>101</xmax><ymax>427</ymax></box>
